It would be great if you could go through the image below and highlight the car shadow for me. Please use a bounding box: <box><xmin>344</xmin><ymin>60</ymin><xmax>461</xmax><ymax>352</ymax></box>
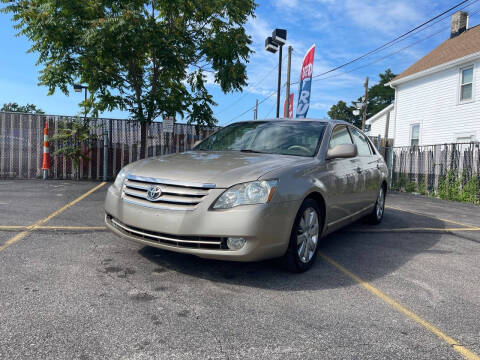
<box><xmin>138</xmin><ymin>209</ymin><xmax>446</xmax><ymax>291</ymax></box>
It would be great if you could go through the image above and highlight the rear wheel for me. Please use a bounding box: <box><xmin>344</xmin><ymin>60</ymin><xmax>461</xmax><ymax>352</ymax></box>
<box><xmin>368</xmin><ymin>185</ymin><xmax>386</xmax><ymax>224</ymax></box>
<box><xmin>283</xmin><ymin>198</ymin><xmax>323</xmax><ymax>273</ymax></box>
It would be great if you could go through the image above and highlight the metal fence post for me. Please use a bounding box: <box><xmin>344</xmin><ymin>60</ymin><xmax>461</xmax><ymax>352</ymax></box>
<box><xmin>103</xmin><ymin>120</ymin><xmax>108</xmax><ymax>182</ymax></box>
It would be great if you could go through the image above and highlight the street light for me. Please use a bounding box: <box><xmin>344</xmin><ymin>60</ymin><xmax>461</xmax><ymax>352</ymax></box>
<box><xmin>265</xmin><ymin>29</ymin><xmax>287</xmax><ymax>118</ymax></box>
<box><xmin>74</xmin><ymin>84</ymin><xmax>88</xmax><ymax>122</ymax></box>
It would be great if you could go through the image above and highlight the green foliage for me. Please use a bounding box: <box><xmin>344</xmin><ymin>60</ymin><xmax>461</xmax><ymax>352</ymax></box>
<box><xmin>417</xmin><ymin>181</ymin><xmax>427</xmax><ymax>196</ymax></box>
<box><xmin>327</xmin><ymin>100</ymin><xmax>360</xmax><ymax>127</ymax></box>
<box><xmin>328</xmin><ymin>69</ymin><xmax>396</xmax><ymax>125</ymax></box>
<box><xmin>406</xmin><ymin>181</ymin><xmax>416</xmax><ymax>193</ymax></box>
<box><xmin>393</xmin><ymin>169</ymin><xmax>479</xmax><ymax>205</ymax></box>
<box><xmin>459</xmin><ymin>176</ymin><xmax>480</xmax><ymax>204</ymax></box>
<box><xmin>50</xmin><ymin>119</ymin><xmax>97</xmax><ymax>179</ymax></box>
<box><xmin>2</xmin><ymin>0</ymin><xmax>256</xmax><ymax>155</ymax></box>
<box><xmin>437</xmin><ymin>170</ymin><xmax>460</xmax><ymax>201</ymax></box>
<box><xmin>1</xmin><ymin>102</ymin><xmax>44</xmax><ymax>114</ymax></box>
<box><xmin>365</xmin><ymin>69</ymin><xmax>396</xmax><ymax>118</ymax></box>
<box><xmin>436</xmin><ymin>170</ymin><xmax>480</xmax><ymax>204</ymax></box>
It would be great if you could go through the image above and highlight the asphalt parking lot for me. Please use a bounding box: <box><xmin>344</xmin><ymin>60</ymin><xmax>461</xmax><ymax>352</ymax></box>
<box><xmin>0</xmin><ymin>180</ymin><xmax>479</xmax><ymax>360</ymax></box>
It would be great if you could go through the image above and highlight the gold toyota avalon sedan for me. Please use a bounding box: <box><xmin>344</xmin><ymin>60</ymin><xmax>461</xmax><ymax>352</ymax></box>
<box><xmin>105</xmin><ymin>119</ymin><xmax>388</xmax><ymax>272</ymax></box>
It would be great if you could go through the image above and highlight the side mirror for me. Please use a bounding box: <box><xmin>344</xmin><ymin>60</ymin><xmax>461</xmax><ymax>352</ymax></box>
<box><xmin>326</xmin><ymin>144</ymin><xmax>358</xmax><ymax>160</ymax></box>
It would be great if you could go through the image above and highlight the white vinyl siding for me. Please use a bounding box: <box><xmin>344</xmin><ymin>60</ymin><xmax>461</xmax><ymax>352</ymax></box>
<box><xmin>394</xmin><ymin>59</ymin><xmax>480</xmax><ymax>146</ymax></box>
<box><xmin>365</xmin><ymin>105</ymin><xmax>394</xmax><ymax>139</ymax></box>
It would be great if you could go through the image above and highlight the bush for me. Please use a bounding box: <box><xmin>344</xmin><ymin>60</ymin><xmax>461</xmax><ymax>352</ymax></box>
<box><xmin>406</xmin><ymin>182</ymin><xmax>416</xmax><ymax>193</ymax></box>
<box><xmin>417</xmin><ymin>181</ymin><xmax>427</xmax><ymax>195</ymax></box>
<box><xmin>459</xmin><ymin>176</ymin><xmax>480</xmax><ymax>204</ymax></box>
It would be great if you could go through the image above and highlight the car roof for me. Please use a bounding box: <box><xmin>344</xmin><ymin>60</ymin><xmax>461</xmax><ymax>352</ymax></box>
<box><xmin>235</xmin><ymin>118</ymin><xmax>353</xmax><ymax>127</ymax></box>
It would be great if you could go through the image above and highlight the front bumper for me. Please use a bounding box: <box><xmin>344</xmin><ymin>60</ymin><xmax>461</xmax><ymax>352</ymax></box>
<box><xmin>104</xmin><ymin>185</ymin><xmax>299</xmax><ymax>262</ymax></box>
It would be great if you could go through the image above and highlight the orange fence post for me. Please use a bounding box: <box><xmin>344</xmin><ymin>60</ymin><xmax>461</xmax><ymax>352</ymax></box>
<box><xmin>42</xmin><ymin>120</ymin><xmax>50</xmax><ymax>180</ymax></box>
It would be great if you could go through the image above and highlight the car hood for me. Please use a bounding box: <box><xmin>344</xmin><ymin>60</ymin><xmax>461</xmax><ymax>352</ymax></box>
<box><xmin>127</xmin><ymin>151</ymin><xmax>313</xmax><ymax>188</ymax></box>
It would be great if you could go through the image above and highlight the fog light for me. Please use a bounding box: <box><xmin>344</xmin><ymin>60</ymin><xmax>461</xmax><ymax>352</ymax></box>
<box><xmin>227</xmin><ymin>237</ymin><xmax>246</xmax><ymax>250</ymax></box>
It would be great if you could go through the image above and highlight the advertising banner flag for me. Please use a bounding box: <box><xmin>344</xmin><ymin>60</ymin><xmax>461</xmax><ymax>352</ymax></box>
<box><xmin>283</xmin><ymin>93</ymin><xmax>294</xmax><ymax>118</ymax></box>
<box><xmin>296</xmin><ymin>44</ymin><xmax>315</xmax><ymax>118</ymax></box>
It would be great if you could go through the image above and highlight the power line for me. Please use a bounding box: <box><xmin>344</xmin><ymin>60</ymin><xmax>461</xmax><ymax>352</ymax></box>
<box><xmin>301</xmin><ymin>0</ymin><xmax>472</xmax><ymax>82</ymax></box>
<box><xmin>263</xmin><ymin>84</ymin><xmax>285</xmax><ymax>119</ymax></box>
<box><xmin>229</xmin><ymin>0</ymin><xmax>476</xmax><ymax>121</ymax></box>
<box><xmin>309</xmin><ymin>5</ymin><xmax>480</xmax><ymax>83</ymax></box>
<box><xmin>229</xmin><ymin>91</ymin><xmax>276</xmax><ymax>122</ymax></box>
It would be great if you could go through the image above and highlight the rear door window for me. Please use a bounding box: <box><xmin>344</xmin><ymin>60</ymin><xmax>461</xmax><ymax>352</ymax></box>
<box><xmin>350</xmin><ymin>128</ymin><xmax>372</xmax><ymax>156</ymax></box>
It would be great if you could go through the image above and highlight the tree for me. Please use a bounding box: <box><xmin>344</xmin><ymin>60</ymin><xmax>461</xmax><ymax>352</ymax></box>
<box><xmin>3</xmin><ymin>0</ymin><xmax>256</xmax><ymax>158</ymax></box>
<box><xmin>366</xmin><ymin>69</ymin><xmax>396</xmax><ymax>118</ymax></box>
<box><xmin>50</xmin><ymin>118</ymin><xmax>97</xmax><ymax>179</ymax></box>
<box><xmin>1</xmin><ymin>102</ymin><xmax>45</xmax><ymax>114</ymax></box>
<box><xmin>328</xmin><ymin>100</ymin><xmax>361</xmax><ymax>127</ymax></box>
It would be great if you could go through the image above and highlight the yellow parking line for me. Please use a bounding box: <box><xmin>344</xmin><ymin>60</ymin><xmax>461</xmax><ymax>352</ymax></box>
<box><xmin>0</xmin><ymin>182</ymin><xmax>106</xmax><ymax>253</ymax></box>
<box><xmin>36</xmin><ymin>226</ymin><xmax>107</xmax><ymax>231</ymax></box>
<box><xmin>386</xmin><ymin>205</ymin><xmax>480</xmax><ymax>229</ymax></box>
<box><xmin>0</xmin><ymin>225</ymin><xmax>107</xmax><ymax>231</ymax></box>
<box><xmin>0</xmin><ymin>225</ymin><xmax>28</xmax><ymax>230</ymax></box>
<box><xmin>318</xmin><ymin>252</ymin><xmax>480</xmax><ymax>360</ymax></box>
<box><xmin>348</xmin><ymin>227</ymin><xmax>480</xmax><ymax>233</ymax></box>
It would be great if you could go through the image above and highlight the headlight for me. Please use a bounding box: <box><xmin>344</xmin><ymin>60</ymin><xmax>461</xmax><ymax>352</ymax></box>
<box><xmin>212</xmin><ymin>180</ymin><xmax>278</xmax><ymax>209</ymax></box>
<box><xmin>113</xmin><ymin>168</ymin><xmax>127</xmax><ymax>189</ymax></box>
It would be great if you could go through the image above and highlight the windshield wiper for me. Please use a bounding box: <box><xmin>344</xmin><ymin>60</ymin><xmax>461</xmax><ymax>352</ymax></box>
<box><xmin>239</xmin><ymin>149</ymin><xmax>264</xmax><ymax>154</ymax></box>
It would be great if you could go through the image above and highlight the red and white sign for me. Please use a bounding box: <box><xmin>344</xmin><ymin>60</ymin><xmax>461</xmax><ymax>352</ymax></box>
<box><xmin>296</xmin><ymin>44</ymin><xmax>315</xmax><ymax>118</ymax></box>
<box><xmin>283</xmin><ymin>93</ymin><xmax>294</xmax><ymax>118</ymax></box>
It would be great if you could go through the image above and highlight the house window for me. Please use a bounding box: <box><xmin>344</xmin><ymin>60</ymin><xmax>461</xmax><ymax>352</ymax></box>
<box><xmin>410</xmin><ymin>124</ymin><xmax>420</xmax><ymax>146</ymax></box>
<box><xmin>460</xmin><ymin>66</ymin><xmax>473</xmax><ymax>101</ymax></box>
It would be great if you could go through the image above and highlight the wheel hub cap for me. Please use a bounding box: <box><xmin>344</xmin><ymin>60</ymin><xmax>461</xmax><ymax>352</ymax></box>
<box><xmin>376</xmin><ymin>188</ymin><xmax>385</xmax><ymax>219</ymax></box>
<box><xmin>296</xmin><ymin>207</ymin><xmax>319</xmax><ymax>264</ymax></box>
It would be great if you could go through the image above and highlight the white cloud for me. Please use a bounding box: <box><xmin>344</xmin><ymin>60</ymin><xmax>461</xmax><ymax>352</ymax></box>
<box><xmin>344</xmin><ymin>0</ymin><xmax>424</xmax><ymax>33</ymax></box>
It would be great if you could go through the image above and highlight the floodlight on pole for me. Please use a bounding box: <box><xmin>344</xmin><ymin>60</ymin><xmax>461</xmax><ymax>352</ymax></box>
<box><xmin>265</xmin><ymin>37</ymin><xmax>278</xmax><ymax>53</ymax></box>
<box><xmin>73</xmin><ymin>84</ymin><xmax>88</xmax><ymax>122</ymax></box>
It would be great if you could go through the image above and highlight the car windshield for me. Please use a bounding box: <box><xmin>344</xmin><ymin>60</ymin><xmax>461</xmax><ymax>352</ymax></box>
<box><xmin>195</xmin><ymin>121</ymin><xmax>326</xmax><ymax>157</ymax></box>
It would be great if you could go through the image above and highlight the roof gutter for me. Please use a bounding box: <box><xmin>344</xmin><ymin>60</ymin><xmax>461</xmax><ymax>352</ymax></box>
<box><xmin>388</xmin><ymin>50</ymin><xmax>480</xmax><ymax>86</ymax></box>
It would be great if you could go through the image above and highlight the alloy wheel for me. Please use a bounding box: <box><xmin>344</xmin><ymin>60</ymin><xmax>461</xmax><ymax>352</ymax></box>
<box><xmin>376</xmin><ymin>187</ymin><xmax>385</xmax><ymax>220</ymax></box>
<box><xmin>296</xmin><ymin>207</ymin><xmax>319</xmax><ymax>264</ymax></box>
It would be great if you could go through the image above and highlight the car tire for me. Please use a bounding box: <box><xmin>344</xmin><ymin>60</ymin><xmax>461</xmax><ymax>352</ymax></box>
<box><xmin>368</xmin><ymin>185</ymin><xmax>386</xmax><ymax>225</ymax></box>
<box><xmin>283</xmin><ymin>198</ymin><xmax>324</xmax><ymax>273</ymax></box>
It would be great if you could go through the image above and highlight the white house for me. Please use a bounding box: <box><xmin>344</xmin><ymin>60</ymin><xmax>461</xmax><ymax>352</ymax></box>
<box><xmin>365</xmin><ymin>103</ymin><xmax>394</xmax><ymax>139</ymax></box>
<box><xmin>381</xmin><ymin>11</ymin><xmax>480</xmax><ymax>147</ymax></box>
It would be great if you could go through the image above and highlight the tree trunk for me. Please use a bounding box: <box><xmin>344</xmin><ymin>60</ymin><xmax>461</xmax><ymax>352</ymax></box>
<box><xmin>140</xmin><ymin>121</ymin><xmax>147</xmax><ymax>159</ymax></box>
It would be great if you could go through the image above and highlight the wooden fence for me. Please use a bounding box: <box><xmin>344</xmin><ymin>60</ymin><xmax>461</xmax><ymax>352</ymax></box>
<box><xmin>390</xmin><ymin>142</ymin><xmax>480</xmax><ymax>193</ymax></box>
<box><xmin>0</xmin><ymin>111</ymin><xmax>215</xmax><ymax>180</ymax></box>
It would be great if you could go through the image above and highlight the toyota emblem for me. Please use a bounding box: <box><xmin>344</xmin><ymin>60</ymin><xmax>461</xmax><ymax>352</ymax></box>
<box><xmin>146</xmin><ymin>185</ymin><xmax>162</xmax><ymax>201</ymax></box>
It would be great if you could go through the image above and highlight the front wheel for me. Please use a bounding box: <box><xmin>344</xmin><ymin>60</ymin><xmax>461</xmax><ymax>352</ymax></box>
<box><xmin>283</xmin><ymin>199</ymin><xmax>323</xmax><ymax>273</ymax></box>
<box><xmin>368</xmin><ymin>185</ymin><xmax>386</xmax><ymax>224</ymax></box>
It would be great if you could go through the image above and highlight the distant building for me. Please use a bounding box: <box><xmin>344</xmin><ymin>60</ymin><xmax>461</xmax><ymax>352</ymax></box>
<box><xmin>365</xmin><ymin>104</ymin><xmax>394</xmax><ymax>140</ymax></box>
<box><xmin>371</xmin><ymin>11</ymin><xmax>480</xmax><ymax>146</ymax></box>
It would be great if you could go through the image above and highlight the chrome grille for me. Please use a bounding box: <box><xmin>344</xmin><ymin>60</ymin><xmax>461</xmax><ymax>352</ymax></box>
<box><xmin>107</xmin><ymin>215</ymin><xmax>226</xmax><ymax>250</ymax></box>
<box><xmin>122</xmin><ymin>174</ymin><xmax>215</xmax><ymax>210</ymax></box>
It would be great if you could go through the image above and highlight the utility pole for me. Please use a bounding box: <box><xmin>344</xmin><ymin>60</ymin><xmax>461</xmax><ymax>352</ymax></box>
<box><xmin>383</xmin><ymin>108</ymin><xmax>390</xmax><ymax>157</ymax></box>
<box><xmin>276</xmin><ymin>45</ymin><xmax>283</xmax><ymax>118</ymax></box>
<box><xmin>285</xmin><ymin>46</ymin><xmax>292</xmax><ymax>118</ymax></box>
<box><xmin>253</xmin><ymin>99</ymin><xmax>258</xmax><ymax>120</ymax></box>
<box><xmin>361</xmin><ymin>76</ymin><xmax>369</xmax><ymax>131</ymax></box>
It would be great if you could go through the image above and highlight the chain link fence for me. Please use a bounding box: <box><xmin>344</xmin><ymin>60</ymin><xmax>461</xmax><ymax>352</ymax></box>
<box><xmin>0</xmin><ymin>111</ymin><xmax>216</xmax><ymax>180</ymax></box>
<box><xmin>389</xmin><ymin>142</ymin><xmax>480</xmax><ymax>203</ymax></box>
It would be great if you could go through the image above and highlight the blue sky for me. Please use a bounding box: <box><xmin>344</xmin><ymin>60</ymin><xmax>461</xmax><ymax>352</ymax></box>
<box><xmin>1</xmin><ymin>0</ymin><xmax>479</xmax><ymax>126</ymax></box>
